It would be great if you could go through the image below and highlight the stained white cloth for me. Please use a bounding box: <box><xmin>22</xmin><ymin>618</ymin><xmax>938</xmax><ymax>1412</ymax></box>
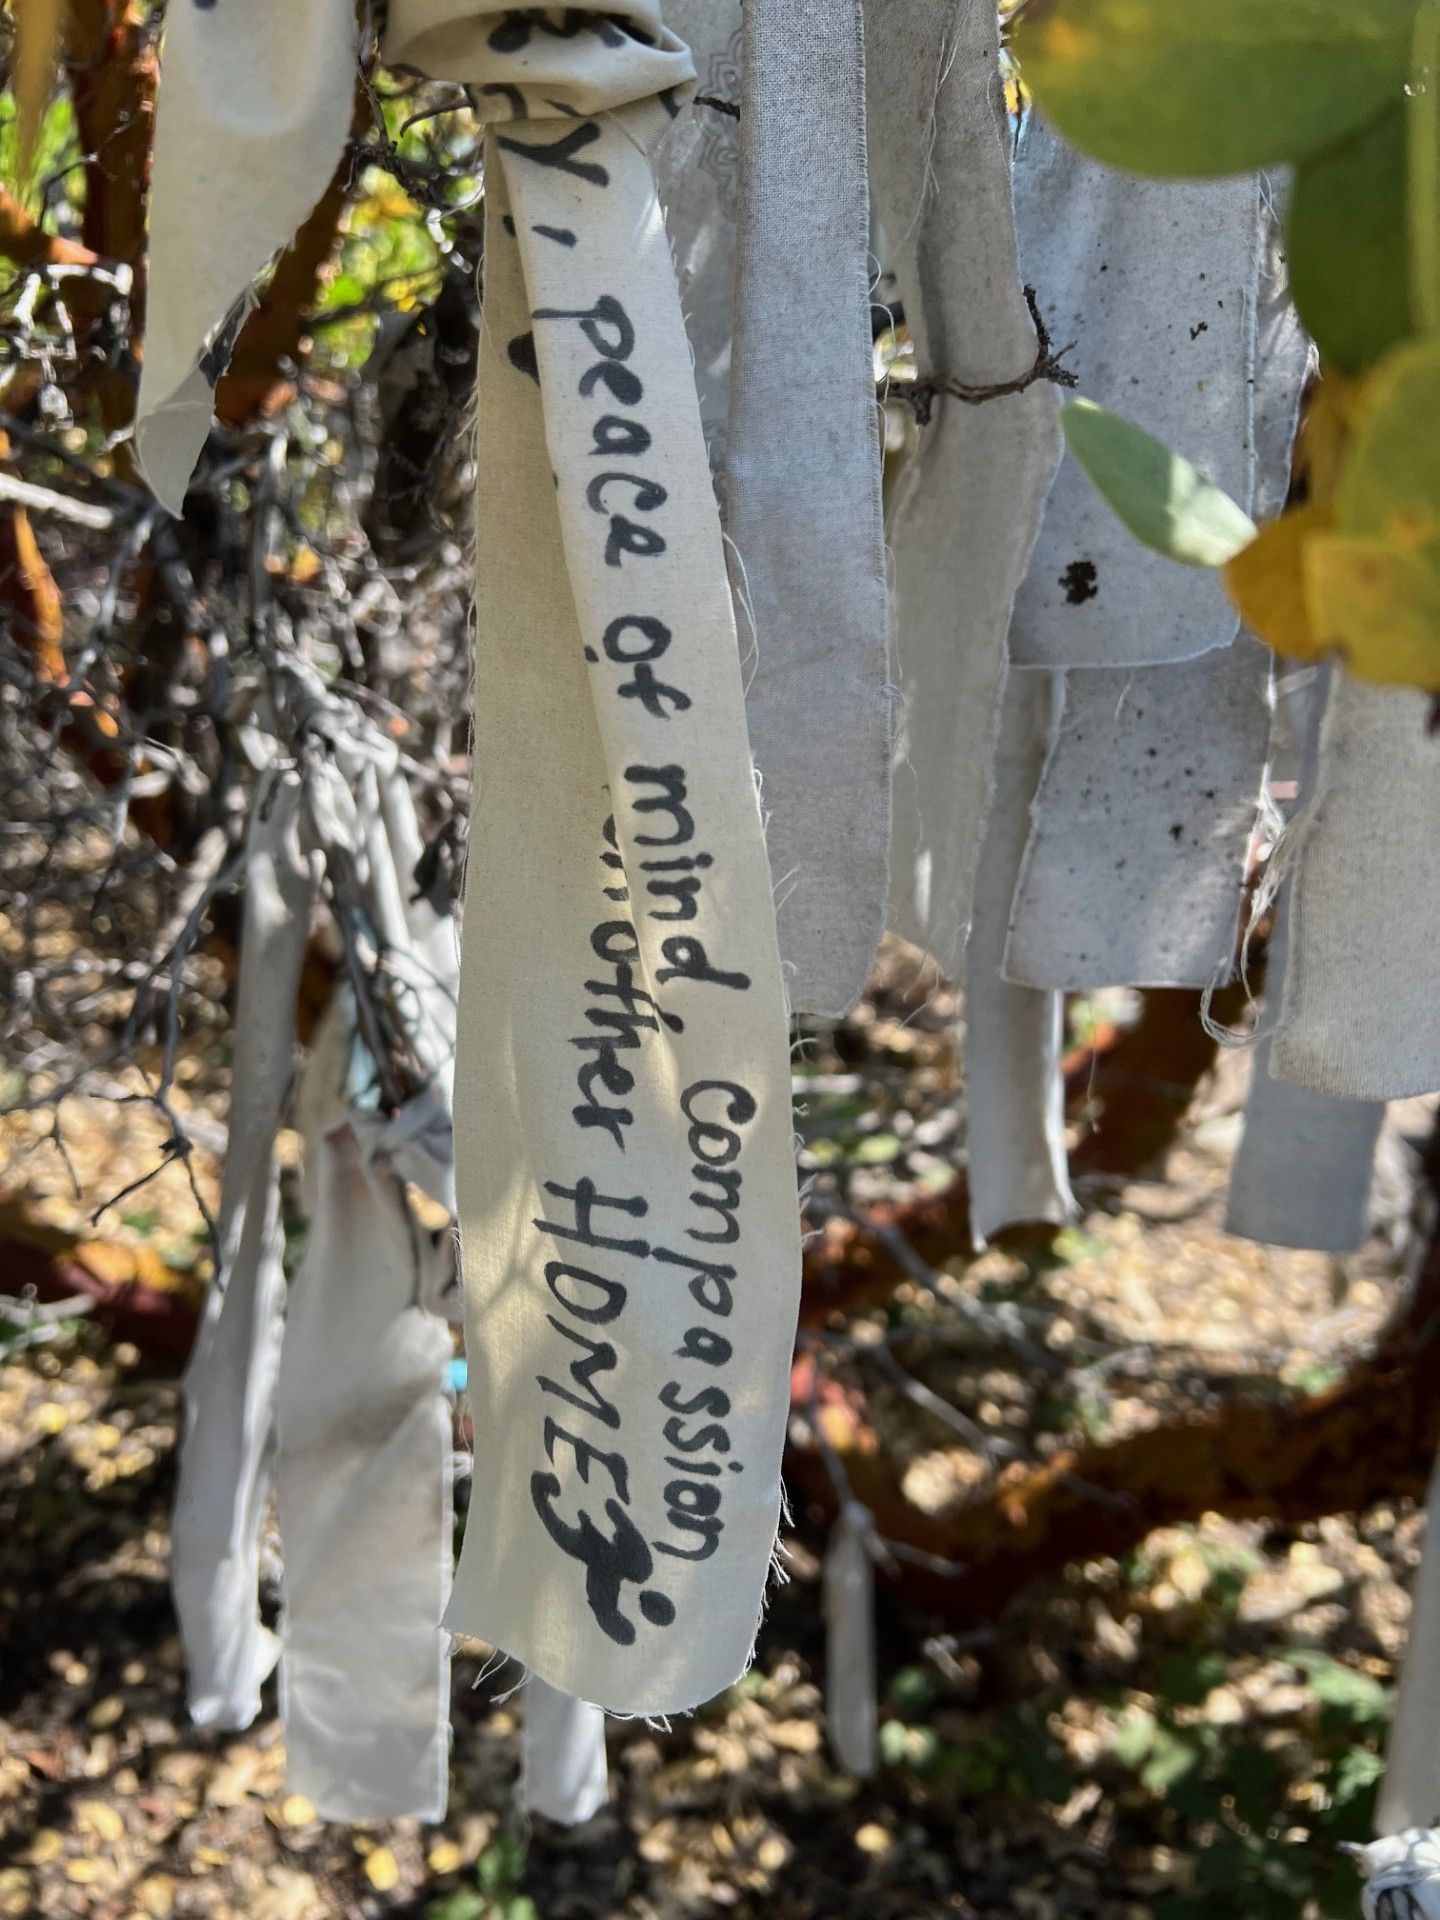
<box><xmin>383</xmin><ymin>3</ymin><xmax>803</xmax><ymax>1717</ymax></box>
<box><xmin>1003</xmin><ymin>640</ymin><xmax>1272</xmax><ymax>990</ymax></box>
<box><xmin>869</xmin><ymin>0</ymin><xmax>1063</xmax><ymax>978</ymax></box>
<box><xmin>1003</xmin><ymin>179</ymin><xmax>1307</xmax><ymax>993</ymax></box>
<box><xmin>963</xmin><ymin>672</ymin><xmax>1075</xmax><ymax>1245</ymax></box>
<box><xmin>520</xmin><ymin>1677</ymin><xmax>609</xmax><ymax>1825</ymax></box>
<box><xmin>1271</xmin><ymin>678</ymin><xmax>1440</xmax><ymax>1101</ymax></box>
<box><xmin>275</xmin><ymin>1105</ymin><xmax>455</xmax><ymax>1823</ymax></box>
<box><xmin>136</xmin><ymin>0</ymin><xmax>357</xmax><ymax>510</ymax></box>
<box><xmin>1009</xmin><ymin>118</ymin><xmax>1263</xmax><ymax>670</ymax></box>
<box><xmin>171</xmin><ymin>768</ymin><xmax>319</xmax><ymax>1730</ymax></box>
<box><xmin>823</xmin><ymin>1504</ymin><xmax>878</xmax><ymax>1779</ymax></box>
<box><xmin>725</xmin><ymin>0</ymin><xmax>891</xmax><ymax>1016</ymax></box>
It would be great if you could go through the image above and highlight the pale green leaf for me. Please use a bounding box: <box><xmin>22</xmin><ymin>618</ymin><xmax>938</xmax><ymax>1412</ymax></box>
<box><xmin>1060</xmin><ymin>399</ymin><xmax>1256</xmax><ymax>568</ymax></box>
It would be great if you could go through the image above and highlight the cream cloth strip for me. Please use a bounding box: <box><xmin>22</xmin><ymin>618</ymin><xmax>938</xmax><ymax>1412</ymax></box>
<box><xmin>1003</xmin><ymin>638</ymin><xmax>1273</xmax><ymax>992</ymax></box>
<box><xmin>963</xmin><ymin>670</ymin><xmax>1075</xmax><ymax>1246</ymax></box>
<box><xmin>1004</xmin><ymin>178</ymin><xmax>1306</xmax><ymax>994</ymax></box>
<box><xmin>276</xmin><ymin>1101</ymin><xmax>454</xmax><ymax>1823</ymax></box>
<box><xmin>1271</xmin><ymin>676</ymin><xmax>1440</xmax><ymax>1101</ymax></box>
<box><xmin>135</xmin><ymin>0</ymin><xmax>357</xmax><ymax>513</ymax></box>
<box><xmin>725</xmin><ymin>0</ymin><xmax>891</xmax><ymax>1017</ymax></box>
<box><xmin>520</xmin><ymin>1678</ymin><xmax>609</xmax><ymax>1825</ymax></box>
<box><xmin>869</xmin><ymin>0</ymin><xmax>1063</xmax><ymax>980</ymax></box>
<box><xmin>1225</xmin><ymin>667</ymin><xmax>1385</xmax><ymax>1254</ymax></box>
<box><xmin>171</xmin><ymin>768</ymin><xmax>318</xmax><ymax>1730</ymax></box>
<box><xmin>1009</xmin><ymin>117</ymin><xmax>1262</xmax><ymax>671</ymax></box>
<box><xmin>384</xmin><ymin>3</ymin><xmax>802</xmax><ymax>1715</ymax></box>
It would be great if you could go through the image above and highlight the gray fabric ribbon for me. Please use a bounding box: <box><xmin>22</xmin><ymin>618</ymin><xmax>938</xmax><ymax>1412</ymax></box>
<box><xmin>171</xmin><ymin>767</ymin><xmax>320</xmax><ymax>1731</ymax></box>
<box><xmin>725</xmin><ymin>0</ymin><xmax>891</xmax><ymax>1017</ymax></box>
<box><xmin>868</xmin><ymin>0</ymin><xmax>1063</xmax><ymax>979</ymax></box>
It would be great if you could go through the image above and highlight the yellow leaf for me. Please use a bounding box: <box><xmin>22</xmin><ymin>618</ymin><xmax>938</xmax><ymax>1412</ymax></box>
<box><xmin>363</xmin><ymin>1847</ymin><xmax>399</xmax><ymax>1893</ymax></box>
<box><xmin>14</xmin><ymin>0</ymin><xmax>67</xmax><ymax>182</ymax></box>
<box><xmin>1304</xmin><ymin>532</ymin><xmax>1440</xmax><ymax>691</ymax></box>
<box><xmin>1225</xmin><ymin>506</ymin><xmax>1331</xmax><ymax>662</ymax></box>
<box><xmin>426</xmin><ymin>1842</ymin><xmax>463</xmax><ymax>1876</ymax></box>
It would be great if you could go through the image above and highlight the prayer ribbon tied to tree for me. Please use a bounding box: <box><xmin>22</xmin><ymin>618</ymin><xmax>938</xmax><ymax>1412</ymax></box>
<box><xmin>139</xmin><ymin>0</ymin><xmax>803</xmax><ymax>1720</ymax></box>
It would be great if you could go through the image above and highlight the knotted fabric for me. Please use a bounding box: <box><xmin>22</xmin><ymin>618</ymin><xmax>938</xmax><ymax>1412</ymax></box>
<box><xmin>141</xmin><ymin>2</ymin><xmax>803</xmax><ymax>1721</ymax></box>
<box><xmin>382</xmin><ymin>3</ymin><xmax>802</xmax><ymax>1715</ymax></box>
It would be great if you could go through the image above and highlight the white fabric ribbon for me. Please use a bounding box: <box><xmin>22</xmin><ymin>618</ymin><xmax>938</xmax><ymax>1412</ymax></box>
<box><xmin>276</xmin><ymin>1100</ymin><xmax>455</xmax><ymax>1822</ymax></box>
<box><xmin>823</xmin><ymin>1502</ymin><xmax>878</xmax><ymax>1778</ymax></box>
<box><xmin>520</xmin><ymin>1677</ymin><xmax>609</xmax><ymax>1825</ymax></box>
<box><xmin>1271</xmin><ymin>677</ymin><xmax>1440</xmax><ymax>1101</ymax></box>
<box><xmin>136</xmin><ymin>0</ymin><xmax>358</xmax><ymax>511</ymax></box>
<box><xmin>869</xmin><ymin>0</ymin><xmax>1063</xmax><ymax>980</ymax></box>
<box><xmin>172</xmin><ymin>767</ymin><xmax>320</xmax><ymax>1729</ymax></box>
<box><xmin>383</xmin><ymin>2</ymin><xmax>802</xmax><ymax>1715</ymax></box>
<box><xmin>1004</xmin><ymin>173</ymin><xmax>1308</xmax><ymax>994</ymax></box>
<box><xmin>1225</xmin><ymin>668</ymin><xmax>1385</xmax><ymax>1254</ymax></box>
<box><xmin>1009</xmin><ymin>118</ymin><xmax>1262</xmax><ymax>671</ymax></box>
<box><xmin>963</xmin><ymin>670</ymin><xmax>1075</xmax><ymax>1245</ymax></box>
<box><xmin>725</xmin><ymin>0</ymin><xmax>891</xmax><ymax>1017</ymax></box>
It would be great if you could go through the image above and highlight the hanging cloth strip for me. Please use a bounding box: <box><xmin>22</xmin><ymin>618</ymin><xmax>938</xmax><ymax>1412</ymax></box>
<box><xmin>1003</xmin><ymin>173</ymin><xmax>1308</xmax><ymax>994</ymax></box>
<box><xmin>519</xmin><ymin>1677</ymin><xmax>609</xmax><ymax>1825</ymax></box>
<box><xmin>171</xmin><ymin>766</ymin><xmax>319</xmax><ymax>1730</ymax></box>
<box><xmin>382</xmin><ymin>1</ymin><xmax>803</xmax><ymax>1715</ymax></box>
<box><xmin>822</xmin><ymin>1502</ymin><xmax>879</xmax><ymax>1779</ymax></box>
<box><xmin>724</xmin><ymin>0</ymin><xmax>892</xmax><ymax>1017</ymax></box>
<box><xmin>867</xmin><ymin>0</ymin><xmax>1063</xmax><ymax>980</ymax></box>
<box><xmin>276</xmin><ymin>1097</ymin><xmax>455</xmax><ymax>1823</ymax></box>
<box><xmin>961</xmin><ymin>669</ymin><xmax>1075</xmax><ymax>1246</ymax></box>
<box><xmin>1003</xmin><ymin>637</ymin><xmax>1275</xmax><ymax>991</ymax></box>
<box><xmin>1270</xmin><ymin>677</ymin><xmax>1440</xmax><ymax>1101</ymax></box>
<box><xmin>135</xmin><ymin>0</ymin><xmax>358</xmax><ymax>512</ymax></box>
<box><xmin>1008</xmin><ymin>116</ymin><xmax>1262</xmax><ymax>671</ymax></box>
<box><xmin>1224</xmin><ymin>666</ymin><xmax>1385</xmax><ymax>1255</ymax></box>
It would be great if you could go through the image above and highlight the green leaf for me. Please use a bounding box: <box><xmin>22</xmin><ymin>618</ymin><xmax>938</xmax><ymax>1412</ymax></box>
<box><xmin>1013</xmin><ymin>0</ymin><xmax>1416</xmax><ymax>178</ymax></box>
<box><xmin>1060</xmin><ymin>399</ymin><xmax>1256</xmax><ymax>567</ymax></box>
<box><xmin>1289</xmin><ymin>104</ymin><xmax>1414</xmax><ymax>373</ymax></box>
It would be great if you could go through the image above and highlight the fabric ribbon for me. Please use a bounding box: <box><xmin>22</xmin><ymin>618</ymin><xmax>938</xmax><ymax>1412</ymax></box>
<box><xmin>822</xmin><ymin>1502</ymin><xmax>879</xmax><ymax>1778</ymax></box>
<box><xmin>519</xmin><ymin>1677</ymin><xmax>609</xmax><ymax>1825</ymax></box>
<box><xmin>962</xmin><ymin>671</ymin><xmax>1075</xmax><ymax>1246</ymax></box>
<box><xmin>1270</xmin><ymin>677</ymin><xmax>1440</xmax><ymax>1101</ymax></box>
<box><xmin>1225</xmin><ymin>667</ymin><xmax>1385</xmax><ymax>1255</ymax></box>
<box><xmin>1003</xmin><ymin>172</ymin><xmax>1308</xmax><ymax>994</ymax></box>
<box><xmin>724</xmin><ymin>0</ymin><xmax>891</xmax><ymax>1017</ymax></box>
<box><xmin>171</xmin><ymin>767</ymin><xmax>319</xmax><ymax>1729</ymax></box>
<box><xmin>381</xmin><ymin>2</ymin><xmax>802</xmax><ymax>1715</ymax></box>
<box><xmin>1008</xmin><ymin>117</ymin><xmax>1263</xmax><ymax>672</ymax></box>
<box><xmin>868</xmin><ymin>0</ymin><xmax>1063</xmax><ymax>980</ymax></box>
